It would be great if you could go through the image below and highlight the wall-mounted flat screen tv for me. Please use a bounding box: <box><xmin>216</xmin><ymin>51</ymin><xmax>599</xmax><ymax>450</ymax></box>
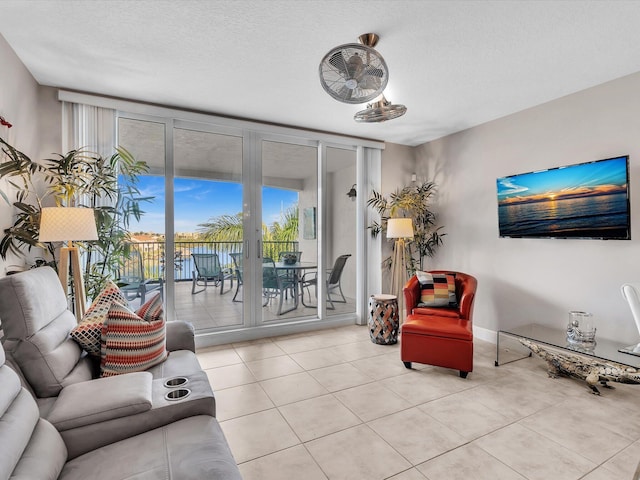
<box><xmin>497</xmin><ymin>155</ymin><xmax>630</xmax><ymax>239</ymax></box>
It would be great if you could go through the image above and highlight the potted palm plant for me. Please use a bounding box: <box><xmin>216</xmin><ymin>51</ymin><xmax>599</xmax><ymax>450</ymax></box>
<box><xmin>0</xmin><ymin>137</ymin><xmax>152</xmax><ymax>300</ymax></box>
<box><xmin>367</xmin><ymin>181</ymin><xmax>445</xmax><ymax>274</ymax></box>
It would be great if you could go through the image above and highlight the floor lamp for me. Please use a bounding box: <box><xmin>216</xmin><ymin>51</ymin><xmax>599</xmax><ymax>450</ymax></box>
<box><xmin>387</xmin><ymin>218</ymin><xmax>414</xmax><ymax>321</ymax></box>
<box><xmin>39</xmin><ymin>207</ymin><xmax>98</xmax><ymax>322</ymax></box>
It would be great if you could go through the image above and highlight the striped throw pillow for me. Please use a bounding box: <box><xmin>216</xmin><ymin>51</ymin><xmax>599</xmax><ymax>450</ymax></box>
<box><xmin>71</xmin><ymin>281</ymin><xmax>129</xmax><ymax>356</ymax></box>
<box><xmin>136</xmin><ymin>291</ymin><xmax>164</xmax><ymax>322</ymax></box>
<box><xmin>100</xmin><ymin>293</ymin><xmax>167</xmax><ymax>377</ymax></box>
<box><xmin>416</xmin><ymin>271</ymin><xmax>458</xmax><ymax>307</ymax></box>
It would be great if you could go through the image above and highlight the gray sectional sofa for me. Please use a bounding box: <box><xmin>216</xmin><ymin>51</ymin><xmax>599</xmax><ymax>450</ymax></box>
<box><xmin>0</xmin><ymin>267</ymin><xmax>242</xmax><ymax>479</ymax></box>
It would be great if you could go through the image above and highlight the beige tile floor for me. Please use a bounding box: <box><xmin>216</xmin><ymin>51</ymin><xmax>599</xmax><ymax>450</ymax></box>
<box><xmin>197</xmin><ymin>325</ymin><xmax>640</xmax><ymax>480</ymax></box>
<box><xmin>171</xmin><ymin>281</ymin><xmax>356</xmax><ymax>332</ymax></box>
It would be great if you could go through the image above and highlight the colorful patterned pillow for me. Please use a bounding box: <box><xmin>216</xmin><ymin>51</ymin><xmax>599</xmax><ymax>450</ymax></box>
<box><xmin>416</xmin><ymin>271</ymin><xmax>458</xmax><ymax>307</ymax></box>
<box><xmin>136</xmin><ymin>292</ymin><xmax>164</xmax><ymax>322</ymax></box>
<box><xmin>70</xmin><ymin>281</ymin><xmax>129</xmax><ymax>356</ymax></box>
<box><xmin>100</xmin><ymin>293</ymin><xmax>167</xmax><ymax>377</ymax></box>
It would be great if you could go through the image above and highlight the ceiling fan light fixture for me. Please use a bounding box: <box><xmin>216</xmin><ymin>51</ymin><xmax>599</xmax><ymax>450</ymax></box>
<box><xmin>354</xmin><ymin>95</ymin><xmax>407</xmax><ymax>123</ymax></box>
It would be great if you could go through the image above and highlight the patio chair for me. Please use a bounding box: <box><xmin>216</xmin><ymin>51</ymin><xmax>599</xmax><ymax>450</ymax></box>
<box><xmin>301</xmin><ymin>254</ymin><xmax>351</xmax><ymax>309</ymax></box>
<box><xmin>117</xmin><ymin>249</ymin><xmax>163</xmax><ymax>304</ymax></box>
<box><xmin>191</xmin><ymin>253</ymin><xmax>233</xmax><ymax>295</ymax></box>
<box><xmin>277</xmin><ymin>251</ymin><xmax>302</xmax><ymax>296</ymax></box>
<box><xmin>263</xmin><ymin>257</ymin><xmax>298</xmax><ymax>315</ymax></box>
<box><xmin>230</xmin><ymin>252</ymin><xmax>243</xmax><ymax>302</ymax></box>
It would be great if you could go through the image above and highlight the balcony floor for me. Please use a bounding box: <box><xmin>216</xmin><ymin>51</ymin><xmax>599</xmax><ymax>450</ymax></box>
<box><xmin>151</xmin><ymin>281</ymin><xmax>356</xmax><ymax>332</ymax></box>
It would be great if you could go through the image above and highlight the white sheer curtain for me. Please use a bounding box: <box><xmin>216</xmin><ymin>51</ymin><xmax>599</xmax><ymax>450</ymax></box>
<box><xmin>60</xmin><ymin>102</ymin><xmax>118</xmax><ymax>300</ymax></box>
<box><xmin>62</xmin><ymin>102</ymin><xmax>116</xmax><ymax>159</ymax></box>
<box><xmin>61</xmin><ymin>102</ymin><xmax>116</xmax><ymax>210</ymax></box>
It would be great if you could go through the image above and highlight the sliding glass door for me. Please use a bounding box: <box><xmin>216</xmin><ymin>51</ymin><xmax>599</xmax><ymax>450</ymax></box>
<box><xmin>116</xmin><ymin>115</ymin><xmax>167</xmax><ymax>312</ymax></box>
<box><xmin>116</xmin><ymin>110</ymin><xmax>363</xmax><ymax>341</ymax></box>
<box><xmin>260</xmin><ymin>138</ymin><xmax>318</xmax><ymax>323</ymax></box>
<box><xmin>172</xmin><ymin>123</ymin><xmax>244</xmax><ymax>332</ymax></box>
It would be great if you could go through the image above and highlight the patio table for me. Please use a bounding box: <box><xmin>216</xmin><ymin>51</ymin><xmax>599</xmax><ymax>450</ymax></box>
<box><xmin>274</xmin><ymin>261</ymin><xmax>317</xmax><ymax>307</ymax></box>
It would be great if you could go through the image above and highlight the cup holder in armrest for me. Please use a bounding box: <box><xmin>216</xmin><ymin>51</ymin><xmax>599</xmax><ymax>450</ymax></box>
<box><xmin>163</xmin><ymin>376</ymin><xmax>189</xmax><ymax>388</ymax></box>
<box><xmin>164</xmin><ymin>388</ymin><xmax>191</xmax><ymax>401</ymax></box>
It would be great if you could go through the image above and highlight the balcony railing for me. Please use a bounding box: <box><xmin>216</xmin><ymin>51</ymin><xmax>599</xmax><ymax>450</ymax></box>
<box><xmin>124</xmin><ymin>241</ymin><xmax>300</xmax><ymax>281</ymax></box>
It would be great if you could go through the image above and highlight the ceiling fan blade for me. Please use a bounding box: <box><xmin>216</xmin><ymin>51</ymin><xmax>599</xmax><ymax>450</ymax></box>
<box><xmin>336</xmin><ymin>85</ymin><xmax>353</xmax><ymax>101</ymax></box>
<box><xmin>328</xmin><ymin>51</ymin><xmax>349</xmax><ymax>76</ymax></box>
<box><xmin>363</xmin><ymin>65</ymin><xmax>384</xmax><ymax>78</ymax></box>
<box><xmin>358</xmin><ymin>74</ymin><xmax>382</xmax><ymax>91</ymax></box>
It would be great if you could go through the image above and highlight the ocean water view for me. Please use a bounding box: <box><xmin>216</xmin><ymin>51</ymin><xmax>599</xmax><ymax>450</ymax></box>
<box><xmin>498</xmin><ymin>192</ymin><xmax>629</xmax><ymax>238</ymax></box>
<box><xmin>125</xmin><ymin>239</ymin><xmax>301</xmax><ymax>283</ymax></box>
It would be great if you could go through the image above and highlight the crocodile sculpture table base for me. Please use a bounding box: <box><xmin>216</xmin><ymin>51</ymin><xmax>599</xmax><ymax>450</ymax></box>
<box><xmin>519</xmin><ymin>338</ymin><xmax>640</xmax><ymax>395</ymax></box>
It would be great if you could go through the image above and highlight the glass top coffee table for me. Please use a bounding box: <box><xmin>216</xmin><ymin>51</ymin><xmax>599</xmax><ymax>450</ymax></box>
<box><xmin>495</xmin><ymin>323</ymin><xmax>640</xmax><ymax>369</ymax></box>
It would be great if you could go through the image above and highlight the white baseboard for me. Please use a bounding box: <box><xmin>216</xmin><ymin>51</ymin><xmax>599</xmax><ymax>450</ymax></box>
<box><xmin>195</xmin><ymin>318</ymin><xmax>498</xmax><ymax>348</ymax></box>
<box><xmin>195</xmin><ymin>315</ymin><xmax>357</xmax><ymax>348</ymax></box>
<box><xmin>474</xmin><ymin>325</ymin><xmax>497</xmax><ymax>344</ymax></box>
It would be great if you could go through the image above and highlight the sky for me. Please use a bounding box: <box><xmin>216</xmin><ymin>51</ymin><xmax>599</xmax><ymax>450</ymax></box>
<box><xmin>126</xmin><ymin>175</ymin><xmax>298</xmax><ymax>234</ymax></box>
<box><xmin>496</xmin><ymin>156</ymin><xmax>628</xmax><ymax>205</ymax></box>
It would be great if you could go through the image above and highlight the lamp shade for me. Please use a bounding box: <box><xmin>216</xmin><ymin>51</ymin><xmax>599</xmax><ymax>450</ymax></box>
<box><xmin>386</xmin><ymin>218</ymin><xmax>414</xmax><ymax>239</ymax></box>
<box><xmin>39</xmin><ymin>207</ymin><xmax>98</xmax><ymax>242</ymax></box>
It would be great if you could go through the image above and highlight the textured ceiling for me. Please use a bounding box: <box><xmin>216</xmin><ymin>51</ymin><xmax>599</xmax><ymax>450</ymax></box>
<box><xmin>3</xmin><ymin>0</ymin><xmax>640</xmax><ymax>146</ymax></box>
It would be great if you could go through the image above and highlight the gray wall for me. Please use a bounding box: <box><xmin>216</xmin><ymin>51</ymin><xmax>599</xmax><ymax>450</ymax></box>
<box><xmin>413</xmin><ymin>71</ymin><xmax>640</xmax><ymax>343</ymax></box>
<box><xmin>0</xmin><ymin>34</ymin><xmax>61</xmax><ymax>277</ymax></box>
<box><xmin>378</xmin><ymin>142</ymin><xmax>416</xmax><ymax>294</ymax></box>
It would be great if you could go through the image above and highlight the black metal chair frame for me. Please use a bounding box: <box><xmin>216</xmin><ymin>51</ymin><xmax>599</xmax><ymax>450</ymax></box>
<box><xmin>301</xmin><ymin>254</ymin><xmax>351</xmax><ymax>310</ymax></box>
<box><xmin>230</xmin><ymin>252</ymin><xmax>243</xmax><ymax>302</ymax></box>
<box><xmin>262</xmin><ymin>257</ymin><xmax>298</xmax><ymax>315</ymax></box>
<box><xmin>117</xmin><ymin>249</ymin><xmax>163</xmax><ymax>304</ymax></box>
<box><xmin>277</xmin><ymin>251</ymin><xmax>302</xmax><ymax>298</ymax></box>
<box><xmin>191</xmin><ymin>253</ymin><xmax>234</xmax><ymax>295</ymax></box>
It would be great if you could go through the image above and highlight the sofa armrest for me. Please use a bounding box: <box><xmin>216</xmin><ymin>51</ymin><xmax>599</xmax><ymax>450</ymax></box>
<box><xmin>403</xmin><ymin>275</ymin><xmax>421</xmax><ymax>317</ymax></box>
<box><xmin>166</xmin><ymin>320</ymin><xmax>195</xmax><ymax>353</ymax></box>
<box><xmin>46</xmin><ymin>372</ymin><xmax>152</xmax><ymax>431</ymax></box>
<box><xmin>458</xmin><ymin>276</ymin><xmax>478</xmax><ymax>322</ymax></box>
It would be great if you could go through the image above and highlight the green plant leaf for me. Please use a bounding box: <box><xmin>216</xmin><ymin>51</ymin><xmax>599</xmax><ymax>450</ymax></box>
<box><xmin>0</xmin><ymin>136</ymin><xmax>153</xmax><ymax>300</ymax></box>
<box><xmin>367</xmin><ymin>181</ymin><xmax>445</xmax><ymax>274</ymax></box>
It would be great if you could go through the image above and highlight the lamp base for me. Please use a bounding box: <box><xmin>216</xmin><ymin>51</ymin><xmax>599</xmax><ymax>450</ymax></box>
<box><xmin>389</xmin><ymin>238</ymin><xmax>408</xmax><ymax>323</ymax></box>
<box><xmin>59</xmin><ymin>246</ymin><xmax>87</xmax><ymax>322</ymax></box>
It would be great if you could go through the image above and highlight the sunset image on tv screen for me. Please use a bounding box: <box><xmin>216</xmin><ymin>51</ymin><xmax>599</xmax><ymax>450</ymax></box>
<box><xmin>497</xmin><ymin>156</ymin><xmax>630</xmax><ymax>239</ymax></box>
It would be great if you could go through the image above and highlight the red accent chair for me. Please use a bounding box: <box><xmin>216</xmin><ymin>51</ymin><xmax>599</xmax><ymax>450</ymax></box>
<box><xmin>401</xmin><ymin>270</ymin><xmax>478</xmax><ymax>378</ymax></box>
